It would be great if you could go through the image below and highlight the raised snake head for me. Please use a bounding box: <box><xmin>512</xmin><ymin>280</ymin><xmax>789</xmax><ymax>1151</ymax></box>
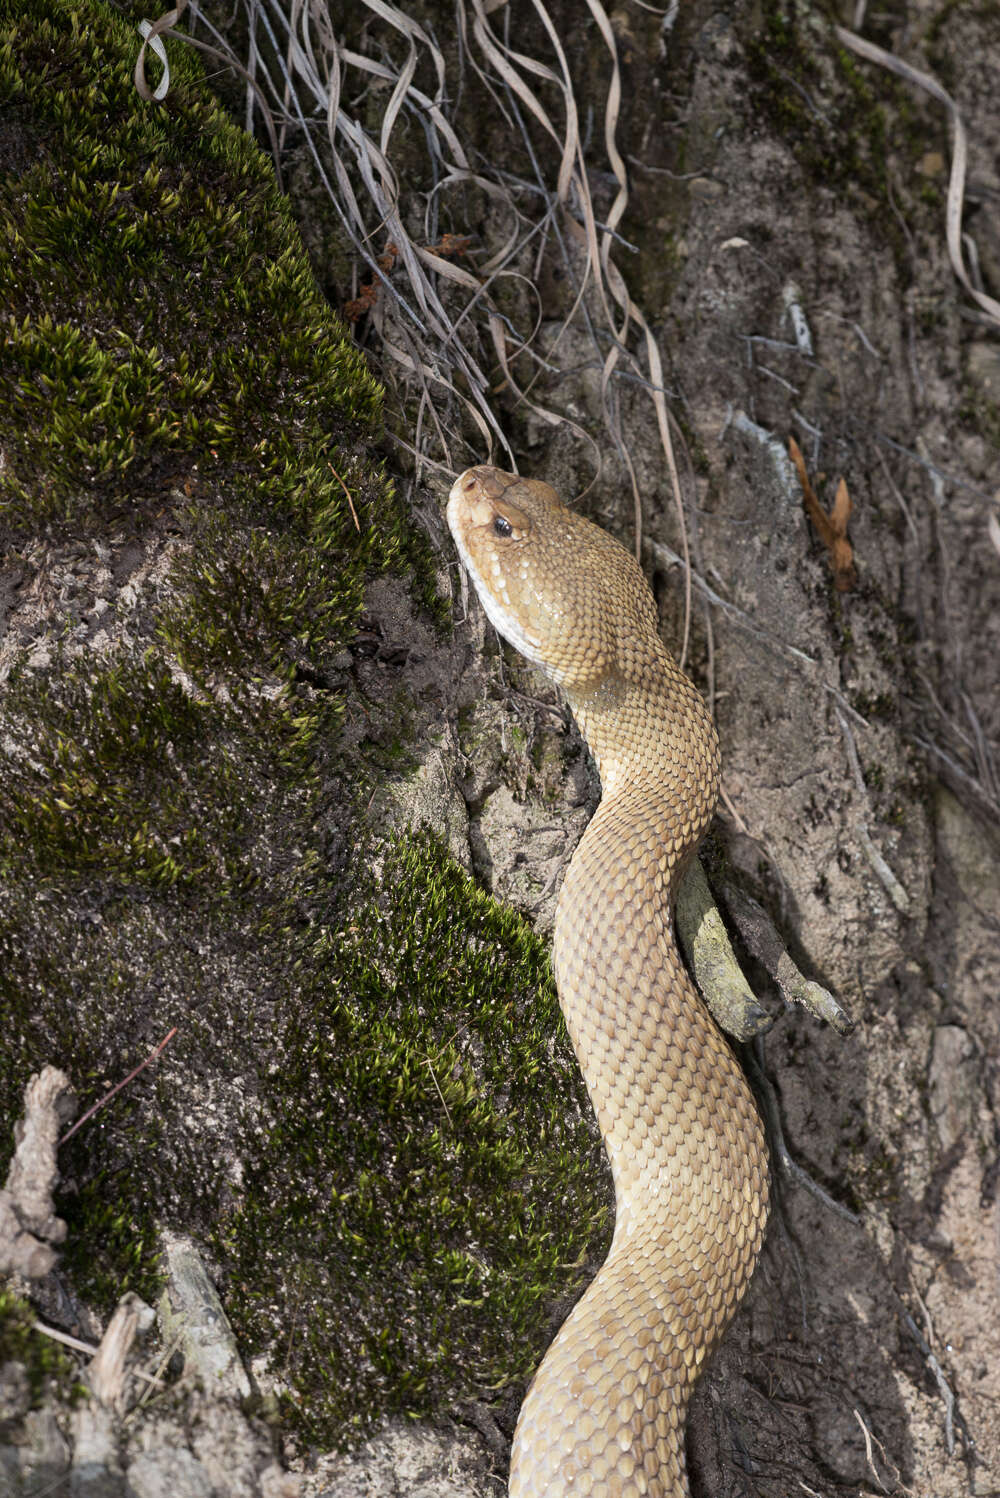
<box><xmin>447</xmin><ymin>465</ymin><xmax>660</xmax><ymax>699</ymax></box>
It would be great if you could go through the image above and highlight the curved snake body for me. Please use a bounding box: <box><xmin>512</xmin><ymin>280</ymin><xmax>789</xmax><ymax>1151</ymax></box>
<box><xmin>447</xmin><ymin>466</ymin><xmax>769</xmax><ymax>1498</ymax></box>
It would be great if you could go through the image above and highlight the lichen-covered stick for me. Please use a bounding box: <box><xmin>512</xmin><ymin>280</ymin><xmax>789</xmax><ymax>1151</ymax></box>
<box><xmin>447</xmin><ymin>466</ymin><xmax>769</xmax><ymax>1498</ymax></box>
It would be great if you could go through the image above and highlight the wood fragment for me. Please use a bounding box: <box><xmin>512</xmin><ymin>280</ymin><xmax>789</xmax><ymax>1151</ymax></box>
<box><xmin>88</xmin><ymin>1293</ymin><xmax>153</xmax><ymax>1410</ymax></box>
<box><xmin>674</xmin><ymin>859</ymin><xmax>771</xmax><ymax>1042</ymax></box>
<box><xmin>718</xmin><ymin>879</ymin><xmax>854</xmax><ymax>1035</ymax></box>
<box><xmin>159</xmin><ymin>1231</ymin><xmax>253</xmax><ymax>1400</ymax></box>
<box><xmin>0</xmin><ymin>1067</ymin><xmax>76</xmax><ymax>1278</ymax></box>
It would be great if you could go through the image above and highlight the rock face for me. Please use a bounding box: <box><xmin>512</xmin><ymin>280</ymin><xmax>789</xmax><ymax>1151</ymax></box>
<box><xmin>2</xmin><ymin>0</ymin><xmax>999</xmax><ymax>1495</ymax></box>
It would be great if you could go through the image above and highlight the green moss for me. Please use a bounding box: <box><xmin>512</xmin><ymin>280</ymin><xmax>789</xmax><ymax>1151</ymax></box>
<box><xmin>0</xmin><ymin>0</ymin><xmax>601</xmax><ymax>1454</ymax></box>
<box><xmin>0</xmin><ymin>1290</ymin><xmax>81</xmax><ymax>1411</ymax></box>
<box><xmin>216</xmin><ymin>832</ymin><xmax>610</xmax><ymax>1444</ymax></box>
<box><xmin>0</xmin><ymin>2</ymin><xmax>386</xmax><ymax>535</ymax></box>
<box><xmin>864</xmin><ymin>762</ymin><xmax>886</xmax><ymax>792</ymax></box>
<box><xmin>2</xmin><ymin>654</ymin><xmax>253</xmax><ymax>887</ymax></box>
<box><xmin>850</xmin><ymin>690</ymin><xmax>896</xmax><ymax>723</ymax></box>
<box><xmin>3</xmin><ymin>831</ymin><xmax>610</xmax><ymax>1442</ymax></box>
<box><xmin>744</xmin><ymin>1</ymin><xmax>915</xmax><ymax>263</ymax></box>
<box><xmin>0</xmin><ymin>0</ymin><xmax>447</xmax><ymax>619</ymax></box>
<box><xmin>159</xmin><ymin>509</ymin><xmax>365</xmax><ymax>685</ymax></box>
<box><xmin>60</xmin><ymin>1186</ymin><xmax>165</xmax><ymax>1309</ymax></box>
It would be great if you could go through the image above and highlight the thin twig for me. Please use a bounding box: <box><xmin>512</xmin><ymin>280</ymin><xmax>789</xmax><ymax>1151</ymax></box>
<box><xmin>31</xmin><ymin>1321</ymin><xmax>165</xmax><ymax>1389</ymax></box>
<box><xmin>852</xmin><ymin>1408</ymin><xmax>891</xmax><ymax>1494</ymax></box>
<box><xmin>423</xmin><ymin>1057</ymin><xmax>453</xmax><ymax>1128</ymax></box>
<box><xmin>899</xmin><ymin>1308</ymin><xmax>973</xmax><ymax>1457</ymax></box>
<box><xmin>60</xmin><ymin>1028</ymin><xmax>179</xmax><ymax>1145</ymax></box>
<box><xmin>834</xmin><ymin>25</ymin><xmax>1000</xmax><ymax>330</ymax></box>
<box><xmin>834</xmin><ymin>708</ymin><xmax>909</xmax><ymax>913</ymax></box>
<box><xmin>327</xmin><ymin>460</ymin><xmax>361</xmax><ymax>531</ymax></box>
<box><xmin>746</xmin><ymin>1042</ymin><xmax>862</xmax><ymax>1228</ymax></box>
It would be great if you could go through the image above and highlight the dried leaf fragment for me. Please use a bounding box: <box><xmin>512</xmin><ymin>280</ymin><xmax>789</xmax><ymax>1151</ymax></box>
<box><xmin>789</xmin><ymin>435</ymin><xmax>857</xmax><ymax>591</ymax></box>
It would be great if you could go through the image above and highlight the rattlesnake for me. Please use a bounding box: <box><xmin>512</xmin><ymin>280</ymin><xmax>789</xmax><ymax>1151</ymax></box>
<box><xmin>447</xmin><ymin>465</ymin><xmax>769</xmax><ymax>1498</ymax></box>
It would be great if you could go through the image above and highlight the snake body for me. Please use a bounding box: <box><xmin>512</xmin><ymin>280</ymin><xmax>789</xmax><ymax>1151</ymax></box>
<box><xmin>447</xmin><ymin>466</ymin><xmax>769</xmax><ymax>1498</ymax></box>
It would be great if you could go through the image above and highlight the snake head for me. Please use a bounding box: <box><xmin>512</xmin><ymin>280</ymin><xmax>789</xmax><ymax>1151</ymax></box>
<box><xmin>447</xmin><ymin>466</ymin><xmax>657</xmax><ymax>696</ymax></box>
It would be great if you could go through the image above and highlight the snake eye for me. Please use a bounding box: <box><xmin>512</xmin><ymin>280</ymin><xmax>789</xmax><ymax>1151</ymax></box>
<box><xmin>493</xmin><ymin>514</ymin><xmax>513</xmax><ymax>538</ymax></box>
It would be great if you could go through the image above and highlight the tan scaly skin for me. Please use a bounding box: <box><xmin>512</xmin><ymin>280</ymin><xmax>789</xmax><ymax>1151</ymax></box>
<box><xmin>447</xmin><ymin>466</ymin><xmax>770</xmax><ymax>1498</ymax></box>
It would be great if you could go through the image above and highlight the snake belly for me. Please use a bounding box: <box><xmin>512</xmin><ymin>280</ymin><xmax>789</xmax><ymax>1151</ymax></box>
<box><xmin>447</xmin><ymin>465</ymin><xmax>769</xmax><ymax>1498</ymax></box>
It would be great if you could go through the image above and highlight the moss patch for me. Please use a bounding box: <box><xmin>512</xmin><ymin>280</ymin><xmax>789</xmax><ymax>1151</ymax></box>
<box><xmin>744</xmin><ymin>0</ymin><xmax>919</xmax><ymax>250</ymax></box>
<box><xmin>0</xmin><ymin>0</ymin><xmax>609</xmax><ymax>1450</ymax></box>
<box><xmin>0</xmin><ymin>1290</ymin><xmax>81</xmax><ymax>1416</ymax></box>
<box><xmin>0</xmin><ymin>0</ymin><xmax>381</xmax><ymax>531</ymax></box>
<box><xmin>218</xmin><ymin>833</ymin><xmax>609</xmax><ymax>1442</ymax></box>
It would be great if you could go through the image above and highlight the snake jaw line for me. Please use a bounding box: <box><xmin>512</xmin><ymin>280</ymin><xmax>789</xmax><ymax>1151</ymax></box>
<box><xmin>447</xmin><ymin>465</ymin><xmax>769</xmax><ymax>1498</ymax></box>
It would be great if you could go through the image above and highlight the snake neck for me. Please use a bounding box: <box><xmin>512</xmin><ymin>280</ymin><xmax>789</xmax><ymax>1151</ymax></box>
<box><xmin>563</xmin><ymin>638</ymin><xmax>721</xmax><ymax>813</ymax></box>
<box><xmin>552</xmin><ymin>780</ymin><xmax>744</xmax><ymax>1203</ymax></box>
<box><xmin>555</xmin><ymin>645</ymin><xmax>729</xmax><ymax>1205</ymax></box>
